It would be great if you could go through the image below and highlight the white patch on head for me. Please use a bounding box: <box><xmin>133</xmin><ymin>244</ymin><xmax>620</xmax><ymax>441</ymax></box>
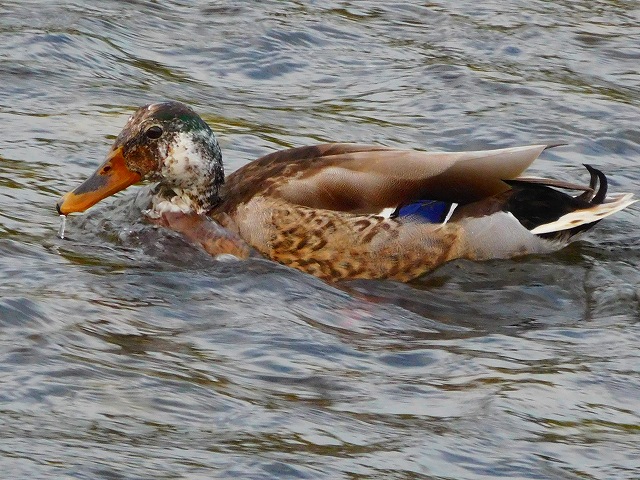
<box><xmin>161</xmin><ymin>132</ymin><xmax>205</xmax><ymax>184</ymax></box>
<box><xmin>155</xmin><ymin>131</ymin><xmax>215</xmax><ymax>212</ymax></box>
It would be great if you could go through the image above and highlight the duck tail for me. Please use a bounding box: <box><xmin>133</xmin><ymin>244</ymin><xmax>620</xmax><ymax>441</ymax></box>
<box><xmin>503</xmin><ymin>165</ymin><xmax>635</xmax><ymax>241</ymax></box>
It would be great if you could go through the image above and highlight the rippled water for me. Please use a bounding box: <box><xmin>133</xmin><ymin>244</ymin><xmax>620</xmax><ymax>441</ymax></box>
<box><xmin>1</xmin><ymin>1</ymin><xmax>639</xmax><ymax>478</ymax></box>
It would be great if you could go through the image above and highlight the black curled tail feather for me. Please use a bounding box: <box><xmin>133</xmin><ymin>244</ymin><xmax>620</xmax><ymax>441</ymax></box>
<box><xmin>503</xmin><ymin>165</ymin><xmax>609</xmax><ymax>240</ymax></box>
<box><xmin>579</xmin><ymin>164</ymin><xmax>607</xmax><ymax>204</ymax></box>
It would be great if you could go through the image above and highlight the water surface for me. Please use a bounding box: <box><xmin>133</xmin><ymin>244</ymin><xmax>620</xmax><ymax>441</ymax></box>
<box><xmin>1</xmin><ymin>1</ymin><xmax>639</xmax><ymax>479</ymax></box>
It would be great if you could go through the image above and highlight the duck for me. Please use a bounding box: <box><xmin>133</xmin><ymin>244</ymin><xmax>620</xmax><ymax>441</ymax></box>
<box><xmin>56</xmin><ymin>101</ymin><xmax>635</xmax><ymax>282</ymax></box>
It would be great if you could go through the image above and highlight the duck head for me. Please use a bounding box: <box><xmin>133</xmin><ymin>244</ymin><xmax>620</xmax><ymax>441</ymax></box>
<box><xmin>56</xmin><ymin>101</ymin><xmax>224</xmax><ymax>216</ymax></box>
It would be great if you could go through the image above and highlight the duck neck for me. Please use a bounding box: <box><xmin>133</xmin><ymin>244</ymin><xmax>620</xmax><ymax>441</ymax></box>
<box><xmin>152</xmin><ymin>129</ymin><xmax>225</xmax><ymax>215</ymax></box>
<box><xmin>151</xmin><ymin>182</ymin><xmax>221</xmax><ymax>215</ymax></box>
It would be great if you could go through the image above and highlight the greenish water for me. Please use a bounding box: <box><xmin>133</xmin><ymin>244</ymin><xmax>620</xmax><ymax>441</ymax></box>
<box><xmin>1</xmin><ymin>1</ymin><xmax>639</xmax><ymax>479</ymax></box>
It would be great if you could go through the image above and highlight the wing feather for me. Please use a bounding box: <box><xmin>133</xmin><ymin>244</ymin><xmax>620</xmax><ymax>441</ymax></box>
<box><xmin>273</xmin><ymin>144</ymin><xmax>549</xmax><ymax>213</ymax></box>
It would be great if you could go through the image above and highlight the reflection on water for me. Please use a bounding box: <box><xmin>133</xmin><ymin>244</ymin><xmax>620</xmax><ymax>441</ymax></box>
<box><xmin>1</xmin><ymin>1</ymin><xmax>639</xmax><ymax>478</ymax></box>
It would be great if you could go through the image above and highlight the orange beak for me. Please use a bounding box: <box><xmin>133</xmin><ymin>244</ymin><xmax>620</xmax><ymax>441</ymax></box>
<box><xmin>56</xmin><ymin>146</ymin><xmax>142</xmax><ymax>215</ymax></box>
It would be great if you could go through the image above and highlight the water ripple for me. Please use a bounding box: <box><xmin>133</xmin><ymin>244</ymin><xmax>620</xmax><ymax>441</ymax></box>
<box><xmin>1</xmin><ymin>1</ymin><xmax>639</xmax><ymax>479</ymax></box>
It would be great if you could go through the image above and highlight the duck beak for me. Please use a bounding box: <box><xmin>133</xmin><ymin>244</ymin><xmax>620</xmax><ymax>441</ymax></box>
<box><xmin>56</xmin><ymin>146</ymin><xmax>142</xmax><ymax>215</ymax></box>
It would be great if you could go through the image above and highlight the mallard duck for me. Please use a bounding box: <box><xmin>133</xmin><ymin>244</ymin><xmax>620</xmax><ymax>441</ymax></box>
<box><xmin>56</xmin><ymin>101</ymin><xmax>635</xmax><ymax>282</ymax></box>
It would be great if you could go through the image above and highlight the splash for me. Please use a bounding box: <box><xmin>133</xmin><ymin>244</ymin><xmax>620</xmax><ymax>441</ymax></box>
<box><xmin>58</xmin><ymin>215</ymin><xmax>66</xmax><ymax>239</ymax></box>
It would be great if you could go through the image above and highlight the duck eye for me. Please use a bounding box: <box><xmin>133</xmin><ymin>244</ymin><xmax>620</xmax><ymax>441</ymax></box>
<box><xmin>145</xmin><ymin>125</ymin><xmax>163</xmax><ymax>139</ymax></box>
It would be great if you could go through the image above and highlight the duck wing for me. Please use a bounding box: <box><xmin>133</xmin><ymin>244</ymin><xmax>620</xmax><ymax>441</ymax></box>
<box><xmin>225</xmin><ymin>143</ymin><xmax>551</xmax><ymax>214</ymax></box>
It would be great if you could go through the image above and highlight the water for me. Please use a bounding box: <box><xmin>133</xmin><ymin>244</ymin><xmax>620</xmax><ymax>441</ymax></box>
<box><xmin>57</xmin><ymin>215</ymin><xmax>66</xmax><ymax>239</ymax></box>
<box><xmin>1</xmin><ymin>1</ymin><xmax>639</xmax><ymax>478</ymax></box>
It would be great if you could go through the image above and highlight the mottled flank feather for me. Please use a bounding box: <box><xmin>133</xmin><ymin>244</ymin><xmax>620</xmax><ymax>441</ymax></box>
<box><xmin>219</xmin><ymin>197</ymin><xmax>466</xmax><ymax>281</ymax></box>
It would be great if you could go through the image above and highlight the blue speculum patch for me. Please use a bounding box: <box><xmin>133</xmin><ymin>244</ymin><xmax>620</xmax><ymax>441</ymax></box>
<box><xmin>396</xmin><ymin>200</ymin><xmax>453</xmax><ymax>223</ymax></box>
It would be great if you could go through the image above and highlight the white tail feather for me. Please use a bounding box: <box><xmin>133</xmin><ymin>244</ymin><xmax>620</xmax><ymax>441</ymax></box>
<box><xmin>530</xmin><ymin>193</ymin><xmax>636</xmax><ymax>235</ymax></box>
